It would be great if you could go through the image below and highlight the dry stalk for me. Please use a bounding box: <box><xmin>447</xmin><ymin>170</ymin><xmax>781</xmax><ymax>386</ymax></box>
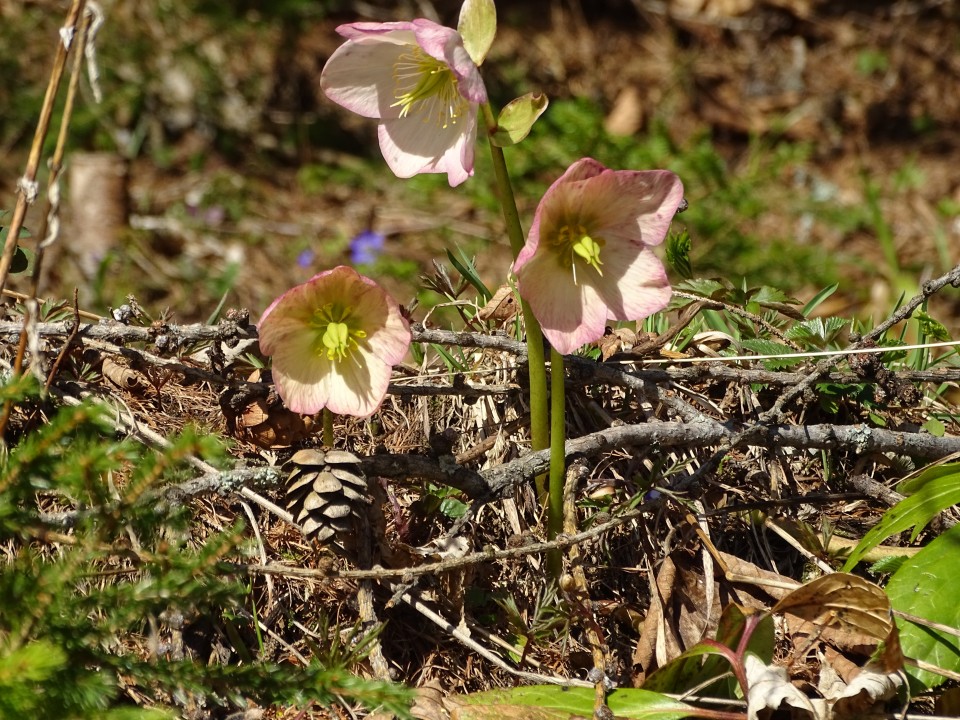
<box><xmin>0</xmin><ymin>0</ymin><xmax>88</xmax><ymax>297</ymax></box>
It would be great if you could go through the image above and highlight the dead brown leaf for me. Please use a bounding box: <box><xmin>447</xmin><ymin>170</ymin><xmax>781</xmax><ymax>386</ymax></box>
<box><xmin>772</xmin><ymin>573</ymin><xmax>892</xmax><ymax>642</ymax></box>
<box><xmin>476</xmin><ymin>285</ymin><xmax>519</xmax><ymax>323</ymax></box>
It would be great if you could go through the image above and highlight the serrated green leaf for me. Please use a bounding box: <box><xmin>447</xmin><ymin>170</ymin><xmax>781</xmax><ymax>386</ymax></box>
<box><xmin>456</xmin><ymin>685</ymin><xmax>693</xmax><ymax>720</ymax></box>
<box><xmin>675</xmin><ymin>278</ymin><xmax>729</xmax><ymax>300</ymax></box>
<box><xmin>490</xmin><ymin>93</ymin><xmax>549</xmax><ymax>147</ymax></box>
<box><xmin>841</xmin><ymin>464</ymin><xmax>960</xmax><ymax>571</ymax></box>
<box><xmin>867</xmin><ymin>555</ymin><xmax>907</xmax><ymax>575</ymax></box>
<box><xmin>915</xmin><ymin>310</ymin><xmax>950</xmax><ymax>342</ymax></box>
<box><xmin>750</xmin><ymin>286</ymin><xmax>799</xmax><ymax>305</ymax></box>
<box><xmin>457</xmin><ymin>0</ymin><xmax>496</xmax><ymax>65</ymax></box>
<box><xmin>885</xmin><ymin>523</ymin><xmax>960</xmax><ymax>691</ymax></box>
<box><xmin>739</xmin><ymin>339</ymin><xmax>805</xmax><ymax>368</ymax></box>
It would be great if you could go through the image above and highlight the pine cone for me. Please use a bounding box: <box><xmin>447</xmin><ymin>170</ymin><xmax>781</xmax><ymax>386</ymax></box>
<box><xmin>284</xmin><ymin>448</ymin><xmax>368</xmax><ymax>547</ymax></box>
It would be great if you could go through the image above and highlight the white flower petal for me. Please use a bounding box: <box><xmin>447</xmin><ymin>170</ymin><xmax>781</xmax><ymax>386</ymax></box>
<box><xmin>378</xmin><ymin>111</ymin><xmax>475</xmax><ymax>185</ymax></box>
<box><xmin>321</xmin><ymin>34</ymin><xmax>414</xmax><ymax>119</ymax></box>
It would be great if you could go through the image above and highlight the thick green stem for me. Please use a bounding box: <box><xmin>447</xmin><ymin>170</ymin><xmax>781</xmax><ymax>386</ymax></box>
<box><xmin>547</xmin><ymin>347</ymin><xmax>566</xmax><ymax>578</ymax></box>
<box><xmin>322</xmin><ymin>408</ymin><xmax>334</xmax><ymax>448</ymax></box>
<box><xmin>481</xmin><ymin>103</ymin><xmax>549</xmax><ymax>485</ymax></box>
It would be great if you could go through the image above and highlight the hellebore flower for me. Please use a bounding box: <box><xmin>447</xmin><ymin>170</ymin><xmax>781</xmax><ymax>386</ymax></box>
<box><xmin>320</xmin><ymin>19</ymin><xmax>488</xmax><ymax>187</ymax></box>
<box><xmin>258</xmin><ymin>266</ymin><xmax>411</xmax><ymax>417</ymax></box>
<box><xmin>513</xmin><ymin>158</ymin><xmax>684</xmax><ymax>355</ymax></box>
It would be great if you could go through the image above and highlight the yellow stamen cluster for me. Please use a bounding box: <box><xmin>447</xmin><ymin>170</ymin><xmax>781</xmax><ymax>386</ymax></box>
<box><xmin>311</xmin><ymin>303</ymin><xmax>367</xmax><ymax>362</ymax></box>
<box><xmin>392</xmin><ymin>46</ymin><xmax>466</xmax><ymax>129</ymax></box>
<box><xmin>556</xmin><ymin>224</ymin><xmax>604</xmax><ymax>284</ymax></box>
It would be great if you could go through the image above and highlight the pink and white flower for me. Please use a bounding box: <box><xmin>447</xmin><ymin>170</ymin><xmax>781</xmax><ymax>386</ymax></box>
<box><xmin>513</xmin><ymin>158</ymin><xmax>684</xmax><ymax>355</ymax></box>
<box><xmin>320</xmin><ymin>19</ymin><xmax>488</xmax><ymax>187</ymax></box>
<box><xmin>258</xmin><ymin>266</ymin><xmax>411</xmax><ymax>417</ymax></box>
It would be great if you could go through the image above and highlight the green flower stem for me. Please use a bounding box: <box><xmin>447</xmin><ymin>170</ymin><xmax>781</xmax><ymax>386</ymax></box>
<box><xmin>322</xmin><ymin>408</ymin><xmax>334</xmax><ymax>448</ymax></box>
<box><xmin>481</xmin><ymin>103</ymin><xmax>549</xmax><ymax>490</ymax></box>
<box><xmin>547</xmin><ymin>347</ymin><xmax>566</xmax><ymax>578</ymax></box>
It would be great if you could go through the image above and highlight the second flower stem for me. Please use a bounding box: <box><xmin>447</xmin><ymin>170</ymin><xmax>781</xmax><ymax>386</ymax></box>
<box><xmin>482</xmin><ymin>105</ymin><xmax>550</xmax><ymax>486</ymax></box>
<box><xmin>547</xmin><ymin>347</ymin><xmax>566</xmax><ymax>577</ymax></box>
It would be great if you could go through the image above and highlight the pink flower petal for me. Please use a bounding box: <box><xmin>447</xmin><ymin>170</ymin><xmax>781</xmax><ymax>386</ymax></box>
<box><xmin>513</xmin><ymin>159</ymin><xmax>683</xmax><ymax>355</ymax></box>
<box><xmin>515</xmin><ymin>251</ymin><xmax>608</xmax><ymax>355</ymax></box>
<box><xmin>410</xmin><ymin>20</ymin><xmax>487</xmax><ymax>103</ymax></box>
<box><xmin>335</xmin><ymin>21</ymin><xmax>417</xmax><ymax>40</ymax></box>
<box><xmin>321</xmin><ymin>18</ymin><xmax>484</xmax><ymax>186</ymax></box>
<box><xmin>586</xmin><ymin>169</ymin><xmax>685</xmax><ymax>247</ymax></box>
<box><xmin>592</xmin><ymin>245</ymin><xmax>672</xmax><ymax>321</ymax></box>
<box><xmin>322</xmin><ymin>348</ymin><xmax>393</xmax><ymax>417</ymax></box>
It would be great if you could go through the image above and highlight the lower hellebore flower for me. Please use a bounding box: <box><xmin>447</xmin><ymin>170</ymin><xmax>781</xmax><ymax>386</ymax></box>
<box><xmin>258</xmin><ymin>266</ymin><xmax>411</xmax><ymax>418</ymax></box>
<box><xmin>320</xmin><ymin>19</ymin><xmax>487</xmax><ymax>187</ymax></box>
<box><xmin>513</xmin><ymin>158</ymin><xmax>684</xmax><ymax>356</ymax></box>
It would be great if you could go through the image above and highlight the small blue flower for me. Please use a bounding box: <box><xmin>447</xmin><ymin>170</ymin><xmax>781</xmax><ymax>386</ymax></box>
<box><xmin>350</xmin><ymin>230</ymin><xmax>385</xmax><ymax>265</ymax></box>
<box><xmin>296</xmin><ymin>249</ymin><xmax>315</xmax><ymax>268</ymax></box>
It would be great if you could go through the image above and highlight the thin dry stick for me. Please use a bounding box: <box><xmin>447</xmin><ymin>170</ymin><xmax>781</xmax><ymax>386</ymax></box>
<box><xmin>684</xmin><ymin>262</ymin><xmax>960</xmax><ymax>485</ymax></box>
<box><xmin>391</xmin><ymin>583</ymin><xmax>592</xmax><ymax>688</ymax></box>
<box><xmin>0</xmin><ymin>0</ymin><xmax>87</xmax><ymax>297</ymax></box>
<box><xmin>28</xmin><ymin>4</ymin><xmax>96</xmax><ymax>301</ymax></box>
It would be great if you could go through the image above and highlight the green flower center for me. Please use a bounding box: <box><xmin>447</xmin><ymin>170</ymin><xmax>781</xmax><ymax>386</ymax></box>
<box><xmin>392</xmin><ymin>47</ymin><xmax>467</xmax><ymax>129</ymax></box>
<box><xmin>556</xmin><ymin>224</ymin><xmax>604</xmax><ymax>283</ymax></box>
<box><xmin>310</xmin><ymin>303</ymin><xmax>367</xmax><ymax>363</ymax></box>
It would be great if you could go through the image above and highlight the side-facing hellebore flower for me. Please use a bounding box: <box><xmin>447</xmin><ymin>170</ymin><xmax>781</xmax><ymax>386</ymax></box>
<box><xmin>320</xmin><ymin>19</ymin><xmax>487</xmax><ymax>187</ymax></box>
<box><xmin>258</xmin><ymin>266</ymin><xmax>411</xmax><ymax>418</ymax></box>
<box><xmin>513</xmin><ymin>158</ymin><xmax>684</xmax><ymax>355</ymax></box>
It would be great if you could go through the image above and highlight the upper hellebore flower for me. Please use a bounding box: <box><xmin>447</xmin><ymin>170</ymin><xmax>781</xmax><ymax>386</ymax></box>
<box><xmin>320</xmin><ymin>19</ymin><xmax>488</xmax><ymax>187</ymax></box>
<box><xmin>513</xmin><ymin>158</ymin><xmax>684</xmax><ymax>355</ymax></box>
<box><xmin>258</xmin><ymin>266</ymin><xmax>411</xmax><ymax>418</ymax></box>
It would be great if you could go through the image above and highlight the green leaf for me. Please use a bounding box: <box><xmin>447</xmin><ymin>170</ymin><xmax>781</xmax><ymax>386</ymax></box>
<box><xmin>922</xmin><ymin>416</ymin><xmax>946</xmax><ymax>437</ymax></box>
<box><xmin>784</xmin><ymin>317</ymin><xmax>848</xmax><ymax>349</ymax></box>
<box><xmin>739</xmin><ymin>339</ymin><xmax>805</xmax><ymax>368</ymax></box>
<box><xmin>841</xmin><ymin>463</ymin><xmax>960</xmax><ymax>571</ymax></box>
<box><xmin>665</xmin><ymin>230</ymin><xmax>693</xmax><ymax>280</ymax></box>
<box><xmin>10</xmin><ymin>246</ymin><xmax>29</xmax><ymax>274</ymax></box>
<box><xmin>447</xmin><ymin>248</ymin><xmax>492</xmax><ymax>302</ymax></box>
<box><xmin>644</xmin><ymin>605</ymin><xmax>774</xmax><ymax>696</ymax></box>
<box><xmin>456</xmin><ymin>685</ymin><xmax>693</xmax><ymax>720</ymax></box>
<box><xmin>457</xmin><ymin>0</ymin><xmax>497</xmax><ymax>65</ymax></box>
<box><xmin>802</xmin><ymin>283</ymin><xmax>839</xmax><ymax>317</ymax></box>
<box><xmin>885</xmin><ymin>523</ymin><xmax>960</xmax><ymax>691</ymax></box>
<box><xmin>915</xmin><ymin>310</ymin><xmax>950</xmax><ymax>342</ymax></box>
<box><xmin>439</xmin><ymin>496</ymin><xmax>469</xmax><ymax>518</ymax></box>
<box><xmin>750</xmin><ymin>286</ymin><xmax>799</xmax><ymax>305</ymax></box>
<box><xmin>490</xmin><ymin>93</ymin><xmax>549</xmax><ymax>147</ymax></box>
<box><xmin>674</xmin><ymin>278</ymin><xmax>730</xmax><ymax>301</ymax></box>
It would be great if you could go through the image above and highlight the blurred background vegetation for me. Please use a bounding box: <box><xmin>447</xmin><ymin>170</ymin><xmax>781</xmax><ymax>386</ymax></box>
<box><xmin>1</xmin><ymin>0</ymin><xmax>958</xmax><ymax>330</ymax></box>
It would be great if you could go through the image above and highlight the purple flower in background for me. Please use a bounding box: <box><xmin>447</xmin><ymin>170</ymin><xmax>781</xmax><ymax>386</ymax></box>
<box><xmin>296</xmin><ymin>249</ymin><xmax>315</xmax><ymax>268</ymax></box>
<box><xmin>350</xmin><ymin>230</ymin><xmax>385</xmax><ymax>265</ymax></box>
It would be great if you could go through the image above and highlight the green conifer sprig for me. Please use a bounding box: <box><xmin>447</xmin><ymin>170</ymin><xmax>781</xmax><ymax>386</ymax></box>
<box><xmin>0</xmin><ymin>384</ymin><xmax>413</xmax><ymax>719</ymax></box>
